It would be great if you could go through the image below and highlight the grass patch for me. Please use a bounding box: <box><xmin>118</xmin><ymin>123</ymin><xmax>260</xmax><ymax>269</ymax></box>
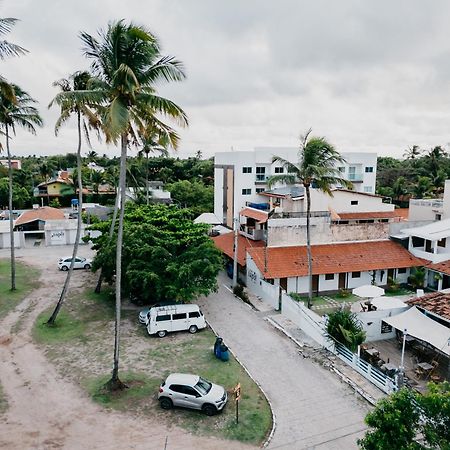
<box><xmin>33</xmin><ymin>285</ymin><xmax>272</xmax><ymax>445</ymax></box>
<box><xmin>0</xmin><ymin>258</ymin><xmax>40</xmax><ymax>319</ymax></box>
<box><xmin>33</xmin><ymin>308</ymin><xmax>85</xmax><ymax>344</ymax></box>
<box><xmin>0</xmin><ymin>382</ymin><xmax>7</xmax><ymax>414</ymax></box>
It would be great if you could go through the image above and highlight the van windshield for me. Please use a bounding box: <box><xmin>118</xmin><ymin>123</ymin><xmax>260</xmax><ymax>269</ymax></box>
<box><xmin>195</xmin><ymin>377</ymin><xmax>212</xmax><ymax>395</ymax></box>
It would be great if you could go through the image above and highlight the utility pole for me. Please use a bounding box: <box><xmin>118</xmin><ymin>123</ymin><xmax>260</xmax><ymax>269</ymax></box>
<box><xmin>232</xmin><ymin>217</ymin><xmax>238</xmax><ymax>288</ymax></box>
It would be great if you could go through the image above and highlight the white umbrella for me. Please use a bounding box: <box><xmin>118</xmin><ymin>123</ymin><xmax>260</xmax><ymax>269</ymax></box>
<box><xmin>352</xmin><ymin>284</ymin><xmax>385</xmax><ymax>298</ymax></box>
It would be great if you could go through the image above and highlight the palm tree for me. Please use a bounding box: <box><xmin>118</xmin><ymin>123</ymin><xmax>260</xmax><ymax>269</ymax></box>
<box><xmin>47</xmin><ymin>71</ymin><xmax>101</xmax><ymax>325</ymax></box>
<box><xmin>81</xmin><ymin>20</ymin><xmax>188</xmax><ymax>389</ymax></box>
<box><xmin>403</xmin><ymin>145</ymin><xmax>421</xmax><ymax>160</ymax></box>
<box><xmin>0</xmin><ymin>84</ymin><xmax>42</xmax><ymax>290</ymax></box>
<box><xmin>38</xmin><ymin>160</ymin><xmax>56</xmax><ymax>205</ymax></box>
<box><xmin>268</xmin><ymin>129</ymin><xmax>351</xmax><ymax>308</ymax></box>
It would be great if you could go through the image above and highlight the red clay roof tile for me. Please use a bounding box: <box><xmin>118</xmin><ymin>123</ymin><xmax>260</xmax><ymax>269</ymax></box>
<box><xmin>212</xmin><ymin>233</ymin><xmax>265</xmax><ymax>266</ymax></box>
<box><xmin>15</xmin><ymin>207</ymin><xmax>65</xmax><ymax>227</ymax></box>
<box><xmin>240</xmin><ymin>207</ymin><xmax>268</xmax><ymax>223</ymax></box>
<box><xmin>406</xmin><ymin>292</ymin><xmax>450</xmax><ymax>321</ymax></box>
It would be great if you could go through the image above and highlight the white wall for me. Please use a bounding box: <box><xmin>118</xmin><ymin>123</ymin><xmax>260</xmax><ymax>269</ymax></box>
<box><xmin>246</xmin><ymin>255</ymin><xmax>280</xmax><ymax>309</ymax></box>
<box><xmin>0</xmin><ymin>231</ymin><xmax>23</xmax><ymax>248</ymax></box>
<box><xmin>408</xmin><ymin>199</ymin><xmax>444</xmax><ymax>222</ymax></box>
<box><xmin>357</xmin><ymin>307</ymin><xmax>409</xmax><ymax>342</ymax></box>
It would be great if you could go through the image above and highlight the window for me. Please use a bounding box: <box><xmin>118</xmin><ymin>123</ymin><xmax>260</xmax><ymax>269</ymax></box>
<box><xmin>397</xmin><ymin>268</ymin><xmax>407</xmax><ymax>274</ymax></box>
<box><xmin>338</xmin><ymin>166</ymin><xmax>345</xmax><ymax>173</ymax></box>
<box><xmin>365</xmin><ymin>166</ymin><xmax>374</xmax><ymax>173</ymax></box>
<box><xmin>438</xmin><ymin>238</ymin><xmax>446</xmax><ymax>247</ymax></box>
<box><xmin>181</xmin><ymin>386</ymin><xmax>200</xmax><ymax>397</ymax></box>
<box><xmin>352</xmin><ymin>271</ymin><xmax>361</xmax><ymax>278</ymax></box>
<box><xmin>156</xmin><ymin>314</ymin><xmax>170</xmax><ymax>322</ymax></box>
<box><xmin>242</xmin><ymin>166</ymin><xmax>252</xmax><ymax>174</ymax></box>
<box><xmin>274</xmin><ymin>167</ymin><xmax>284</xmax><ymax>174</ymax></box>
<box><xmin>364</xmin><ymin>186</ymin><xmax>373</xmax><ymax>193</ymax></box>
<box><xmin>169</xmin><ymin>384</ymin><xmax>184</xmax><ymax>393</ymax></box>
<box><xmin>351</xmin><ymin>200</ymin><xmax>359</xmax><ymax>205</ymax></box>
<box><xmin>242</xmin><ymin>188</ymin><xmax>251</xmax><ymax>195</ymax></box>
<box><xmin>256</xmin><ymin>188</ymin><xmax>265</xmax><ymax>194</ymax></box>
<box><xmin>325</xmin><ymin>273</ymin><xmax>335</xmax><ymax>281</ymax></box>
<box><xmin>256</xmin><ymin>166</ymin><xmax>266</xmax><ymax>181</ymax></box>
<box><xmin>173</xmin><ymin>313</ymin><xmax>187</xmax><ymax>320</ymax></box>
<box><xmin>189</xmin><ymin>311</ymin><xmax>200</xmax><ymax>318</ymax></box>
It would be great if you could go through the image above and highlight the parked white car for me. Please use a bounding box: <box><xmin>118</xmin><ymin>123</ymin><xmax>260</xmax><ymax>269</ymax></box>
<box><xmin>58</xmin><ymin>256</ymin><xmax>92</xmax><ymax>271</ymax></box>
<box><xmin>158</xmin><ymin>373</ymin><xmax>227</xmax><ymax>415</ymax></box>
<box><xmin>147</xmin><ymin>304</ymin><xmax>206</xmax><ymax>337</ymax></box>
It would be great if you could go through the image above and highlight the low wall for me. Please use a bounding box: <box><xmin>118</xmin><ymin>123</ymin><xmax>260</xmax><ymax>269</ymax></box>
<box><xmin>356</xmin><ymin>307</ymin><xmax>408</xmax><ymax>342</ymax></box>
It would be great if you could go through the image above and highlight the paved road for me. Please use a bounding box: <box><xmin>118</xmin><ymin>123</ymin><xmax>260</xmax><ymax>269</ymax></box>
<box><xmin>199</xmin><ymin>275</ymin><xmax>370</xmax><ymax>449</ymax></box>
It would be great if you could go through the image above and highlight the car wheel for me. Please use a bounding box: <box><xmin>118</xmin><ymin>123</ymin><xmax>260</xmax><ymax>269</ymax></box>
<box><xmin>159</xmin><ymin>397</ymin><xmax>173</xmax><ymax>410</ymax></box>
<box><xmin>189</xmin><ymin>325</ymin><xmax>198</xmax><ymax>334</ymax></box>
<box><xmin>61</xmin><ymin>266</ymin><xmax>69</xmax><ymax>271</ymax></box>
<box><xmin>84</xmin><ymin>264</ymin><xmax>91</xmax><ymax>270</ymax></box>
<box><xmin>202</xmin><ymin>404</ymin><xmax>217</xmax><ymax>416</ymax></box>
<box><xmin>157</xmin><ymin>330</ymin><xmax>167</xmax><ymax>338</ymax></box>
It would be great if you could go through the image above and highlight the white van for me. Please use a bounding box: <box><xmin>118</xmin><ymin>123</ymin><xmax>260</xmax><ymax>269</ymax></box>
<box><xmin>147</xmin><ymin>304</ymin><xmax>206</xmax><ymax>338</ymax></box>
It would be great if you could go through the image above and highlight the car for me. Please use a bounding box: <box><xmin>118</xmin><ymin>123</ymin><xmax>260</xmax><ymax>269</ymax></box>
<box><xmin>138</xmin><ymin>301</ymin><xmax>179</xmax><ymax>325</ymax></box>
<box><xmin>158</xmin><ymin>373</ymin><xmax>227</xmax><ymax>416</ymax></box>
<box><xmin>58</xmin><ymin>256</ymin><xmax>92</xmax><ymax>271</ymax></box>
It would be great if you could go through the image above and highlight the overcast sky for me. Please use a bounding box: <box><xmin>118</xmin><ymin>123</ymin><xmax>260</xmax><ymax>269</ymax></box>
<box><xmin>3</xmin><ymin>0</ymin><xmax>450</xmax><ymax>159</ymax></box>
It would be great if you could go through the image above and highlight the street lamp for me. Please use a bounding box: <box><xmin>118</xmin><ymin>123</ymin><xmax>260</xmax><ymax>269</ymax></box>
<box><xmin>400</xmin><ymin>328</ymin><xmax>408</xmax><ymax>373</ymax></box>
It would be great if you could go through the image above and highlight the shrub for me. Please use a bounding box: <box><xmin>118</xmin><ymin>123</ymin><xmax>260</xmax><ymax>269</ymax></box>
<box><xmin>233</xmin><ymin>284</ymin><xmax>249</xmax><ymax>303</ymax></box>
<box><xmin>337</xmin><ymin>288</ymin><xmax>351</xmax><ymax>298</ymax></box>
<box><xmin>326</xmin><ymin>309</ymin><xmax>366</xmax><ymax>352</ymax></box>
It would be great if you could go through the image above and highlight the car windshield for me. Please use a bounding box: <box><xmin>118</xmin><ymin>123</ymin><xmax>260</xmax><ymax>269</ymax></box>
<box><xmin>194</xmin><ymin>377</ymin><xmax>212</xmax><ymax>395</ymax></box>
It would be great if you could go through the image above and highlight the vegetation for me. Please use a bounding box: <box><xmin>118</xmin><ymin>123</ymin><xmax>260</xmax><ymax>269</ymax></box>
<box><xmin>0</xmin><ymin>259</ymin><xmax>40</xmax><ymax>319</ymax></box>
<box><xmin>268</xmin><ymin>129</ymin><xmax>351</xmax><ymax>308</ymax></box>
<box><xmin>359</xmin><ymin>383</ymin><xmax>450</xmax><ymax>450</ymax></box>
<box><xmin>325</xmin><ymin>309</ymin><xmax>366</xmax><ymax>352</ymax></box>
<box><xmin>33</xmin><ymin>286</ymin><xmax>272</xmax><ymax>445</ymax></box>
<box><xmin>90</xmin><ymin>204</ymin><xmax>223</xmax><ymax>304</ymax></box>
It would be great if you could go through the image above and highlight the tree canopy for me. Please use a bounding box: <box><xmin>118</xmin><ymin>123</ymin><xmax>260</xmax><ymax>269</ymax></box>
<box><xmin>89</xmin><ymin>204</ymin><xmax>222</xmax><ymax>304</ymax></box>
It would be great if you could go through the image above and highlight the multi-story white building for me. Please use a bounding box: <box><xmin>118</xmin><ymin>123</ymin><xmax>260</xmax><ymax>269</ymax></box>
<box><xmin>214</xmin><ymin>147</ymin><xmax>377</xmax><ymax>227</ymax></box>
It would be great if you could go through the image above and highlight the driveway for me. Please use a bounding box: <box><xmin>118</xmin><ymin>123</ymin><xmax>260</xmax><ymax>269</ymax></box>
<box><xmin>199</xmin><ymin>274</ymin><xmax>370</xmax><ymax>449</ymax></box>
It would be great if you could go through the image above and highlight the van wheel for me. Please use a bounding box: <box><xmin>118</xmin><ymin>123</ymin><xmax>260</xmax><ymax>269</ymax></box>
<box><xmin>157</xmin><ymin>330</ymin><xmax>167</xmax><ymax>338</ymax></box>
<box><xmin>159</xmin><ymin>397</ymin><xmax>173</xmax><ymax>410</ymax></box>
<box><xmin>202</xmin><ymin>404</ymin><xmax>217</xmax><ymax>416</ymax></box>
<box><xmin>189</xmin><ymin>325</ymin><xmax>198</xmax><ymax>334</ymax></box>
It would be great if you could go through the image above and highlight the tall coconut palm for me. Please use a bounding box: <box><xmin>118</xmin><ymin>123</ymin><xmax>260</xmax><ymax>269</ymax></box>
<box><xmin>268</xmin><ymin>129</ymin><xmax>351</xmax><ymax>308</ymax></box>
<box><xmin>81</xmin><ymin>20</ymin><xmax>188</xmax><ymax>389</ymax></box>
<box><xmin>47</xmin><ymin>71</ymin><xmax>101</xmax><ymax>325</ymax></box>
<box><xmin>0</xmin><ymin>85</ymin><xmax>42</xmax><ymax>290</ymax></box>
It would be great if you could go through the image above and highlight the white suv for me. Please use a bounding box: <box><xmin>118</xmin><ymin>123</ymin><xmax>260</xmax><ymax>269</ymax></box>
<box><xmin>58</xmin><ymin>256</ymin><xmax>92</xmax><ymax>271</ymax></box>
<box><xmin>158</xmin><ymin>373</ymin><xmax>227</xmax><ymax>416</ymax></box>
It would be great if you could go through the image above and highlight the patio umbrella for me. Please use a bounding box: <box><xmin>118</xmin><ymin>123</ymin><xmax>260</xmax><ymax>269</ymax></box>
<box><xmin>352</xmin><ymin>285</ymin><xmax>385</xmax><ymax>298</ymax></box>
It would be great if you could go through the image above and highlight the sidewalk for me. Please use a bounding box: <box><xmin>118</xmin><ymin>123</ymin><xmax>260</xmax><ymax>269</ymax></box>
<box><xmin>246</xmin><ymin>291</ymin><xmax>386</xmax><ymax>406</ymax></box>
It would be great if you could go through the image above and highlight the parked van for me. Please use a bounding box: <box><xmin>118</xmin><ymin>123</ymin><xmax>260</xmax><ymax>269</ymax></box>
<box><xmin>147</xmin><ymin>304</ymin><xmax>206</xmax><ymax>338</ymax></box>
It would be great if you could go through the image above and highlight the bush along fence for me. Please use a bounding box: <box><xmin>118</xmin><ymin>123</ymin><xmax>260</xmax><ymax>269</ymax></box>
<box><xmin>258</xmin><ymin>279</ymin><xmax>398</xmax><ymax>394</ymax></box>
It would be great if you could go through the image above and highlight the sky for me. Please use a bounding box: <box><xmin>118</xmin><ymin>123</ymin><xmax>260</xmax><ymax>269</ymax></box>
<box><xmin>2</xmin><ymin>0</ymin><xmax>450</xmax><ymax>159</ymax></box>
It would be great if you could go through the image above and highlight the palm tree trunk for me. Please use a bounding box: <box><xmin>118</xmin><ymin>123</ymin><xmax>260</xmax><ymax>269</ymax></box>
<box><xmin>107</xmin><ymin>133</ymin><xmax>127</xmax><ymax>390</ymax></box>
<box><xmin>146</xmin><ymin>150</ymin><xmax>149</xmax><ymax>205</ymax></box>
<box><xmin>47</xmin><ymin>112</ymin><xmax>84</xmax><ymax>325</ymax></box>
<box><xmin>306</xmin><ymin>184</ymin><xmax>313</xmax><ymax>308</ymax></box>
<box><xmin>94</xmin><ymin>191</ymin><xmax>119</xmax><ymax>293</ymax></box>
<box><xmin>6</xmin><ymin>126</ymin><xmax>16</xmax><ymax>291</ymax></box>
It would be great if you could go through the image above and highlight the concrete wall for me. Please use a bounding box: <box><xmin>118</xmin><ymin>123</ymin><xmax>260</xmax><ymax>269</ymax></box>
<box><xmin>0</xmin><ymin>231</ymin><xmax>23</xmax><ymax>248</ymax></box>
<box><xmin>357</xmin><ymin>307</ymin><xmax>409</xmax><ymax>342</ymax></box>
<box><xmin>246</xmin><ymin>255</ymin><xmax>280</xmax><ymax>309</ymax></box>
<box><xmin>408</xmin><ymin>200</ymin><xmax>443</xmax><ymax>222</ymax></box>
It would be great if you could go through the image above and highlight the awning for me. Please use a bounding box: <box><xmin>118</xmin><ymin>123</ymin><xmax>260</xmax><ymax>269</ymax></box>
<box><xmin>240</xmin><ymin>207</ymin><xmax>268</xmax><ymax>223</ymax></box>
<box><xmin>383</xmin><ymin>307</ymin><xmax>450</xmax><ymax>356</ymax></box>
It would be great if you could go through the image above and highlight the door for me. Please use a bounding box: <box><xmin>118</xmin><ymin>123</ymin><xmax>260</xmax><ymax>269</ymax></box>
<box><xmin>151</xmin><ymin>314</ymin><xmax>172</xmax><ymax>334</ymax></box>
<box><xmin>312</xmin><ymin>275</ymin><xmax>319</xmax><ymax>295</ymax></box>
<box><xmin>168</xmin><ymin>384</ymin><xmax>198</xmax><ymax>408</ymax></box>
<box><xmin>387</xmin><ymin>268</ymin><xmax>394</xmax><ymax>282</ymax></box>
<box><xmin>280</xmin><ymin>278</ymin><xmax>288</xmax><ymax>292</ymax></box>
<box><xmin>338</xmin><ymin>273</ymin><xmax>346</xmax><ymax>290</ymax></box>
<box><xmin>171</xmin><ymin>312</ymin><xmax>188</xmax><ymax>331</ymax></box>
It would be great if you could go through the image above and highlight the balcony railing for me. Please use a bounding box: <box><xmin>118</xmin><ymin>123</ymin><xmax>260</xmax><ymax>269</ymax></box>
<box><xmin>270</xmin><ymin>211</ymin><xmax>331</xmax><ymax>219</ymax></box>
<box><xmin>347</xmin><ymin>173</ymin><xmax>364</xmax><ymax>182</ymax></box>
<box><xmin>255</xmin><ymin>175</ymin><xmax>268</xmax><ymax>184</ymax></box>
<box><xmin>409</xmin><ymin>199</ymin><xmax>444</xmax><ymax>208</ymax></box>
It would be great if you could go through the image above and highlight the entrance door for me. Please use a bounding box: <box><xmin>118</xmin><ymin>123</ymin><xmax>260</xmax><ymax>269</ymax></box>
<box><xmin>387</xmin><ymin>268</ymin><xmax>395</xmax><ymax>282</ymax></box>
<box><xmin>312</xmin><ymin>275</ymin><xmax>319</xmax><ymax>295</ymax></box>
<box><xmin>280</xmin><ymin>277</ymin><xmax>288</xmax><ymax>292</ymax></box>
<box><xmin>338</xmin><ymin>273</ymin><xmax>346</xmax><ymax>290</ymax></box>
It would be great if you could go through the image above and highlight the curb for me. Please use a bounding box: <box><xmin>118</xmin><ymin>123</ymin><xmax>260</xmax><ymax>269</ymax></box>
<box><xmin>206</xmin><ymin>319</ymin><xmax>277</xmax><ymax>449</ymax></box>
<box><xmin>265</xmin><ymin>316</ymin><xmax>378</xmax><ymax>407</ymax></box>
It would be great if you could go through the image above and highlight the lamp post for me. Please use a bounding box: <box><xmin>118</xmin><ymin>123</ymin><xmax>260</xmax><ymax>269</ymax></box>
<box><xmin>398</xmin><ymin>328</ymin><xmax>408</xmax><ymax>388</ymax></box>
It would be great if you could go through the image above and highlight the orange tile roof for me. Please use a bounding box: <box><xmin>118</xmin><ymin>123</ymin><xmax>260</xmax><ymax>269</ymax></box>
<box><xmin>248</xmin><ymin>240</ymin><xmax>424</xmax><ymax>279</ymax></box>
<box><xmin>335</xmin><ymin>211</ymin><xmax>402</xmax><ymax>221</ymax></box>
<box><xmin>212</xmin><ymin>233</ymin><xmax>265</xmax><ymax>266</ymax></box>
<box><xmin>426</xmin><ymin>260</ymin><xmax>450</xmax><ymax>277</ymax></box>
<box><xmin>406</xmin><ymin>292</ymin><xmax>450</xmax><ymax>321</ymax></box>
<box><xmin>240</xmin><ymin>207</ymin><xmax>268</xmax><ymax>223</ymax></box>
<box><xmin>15</xmin><ymin>207</ymin><xmax>65</xmax><ymax>226</ymax></box>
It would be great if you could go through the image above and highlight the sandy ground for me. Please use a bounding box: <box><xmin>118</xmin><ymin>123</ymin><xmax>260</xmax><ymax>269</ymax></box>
<box><xmin>0</xmin><ymin>245</ymin><xmax>252</xmax><ymax>450</ymax></box>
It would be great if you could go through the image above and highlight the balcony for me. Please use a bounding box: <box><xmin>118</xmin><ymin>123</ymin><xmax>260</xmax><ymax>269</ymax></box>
<box><xmin>347</xmin><ymin>172</ymin><xmax>364</xmax><ymax>182</ymax></box>
<box><xmin>270</xmin><ymin>210</ymin><xmax>331</xmax><ymax>219</ymax></box>
<box><xmin>255</xmin><ymin>175</ymin><xmax>269</xmax><ymax>184</ymax></box>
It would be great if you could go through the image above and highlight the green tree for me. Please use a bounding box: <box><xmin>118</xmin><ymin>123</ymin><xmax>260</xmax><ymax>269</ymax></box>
<box><xmin>359</xmin><ymin>383</ymin><xmax>450</xmax><ymax>450</ymax></box>
<box><xmin>81</xmin><ymin>20</ymin><xmax>188</xmax><ymax>389</ymax></box>
<box><xmin>412</xmin><ymin>176</ymin><xmax>433</xmax><ymax>199</ymax></box>
<box><xmin>0</xmin><ymin>177</ymin><xmax>30</xmax><ymax>208</ymax></box>
<box><xmin>325</xmin><ymin>309</ymin><xmax>366</xmax><ymax>352</ymax></box>
<box><xmin>268</xmin><ymin>129</ymin><xmax>351</xmax><ymax>308</ymax></box>
<box><xmin>47</xmin><ymin>70</ymin><xmax>101</xmax><ymax>326</ymax></box>
<box><xmin>403</xmin><ymin>145</ymin><xmax>421</xmax><ymax>160</ymax></box>
<box><xmin>166</xmin><ymin>179</ymin><xmax>213</xmax><ymax>214</ymax></box>
<box><xmin>90</xmin><ymin>204</ymin><xmax>222</xmax><ymax>304</ymax></box>
<box><xmin>0</xmin><ymin>84</ymin><xmax>42</xmax><ymax>290</ymax></box>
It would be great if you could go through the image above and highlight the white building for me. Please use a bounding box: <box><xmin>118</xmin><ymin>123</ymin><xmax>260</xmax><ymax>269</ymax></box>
<box><xmin>214</xmin><ymin>148</ymin><xmax>378</xmax><ymax>227</ymax></box>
